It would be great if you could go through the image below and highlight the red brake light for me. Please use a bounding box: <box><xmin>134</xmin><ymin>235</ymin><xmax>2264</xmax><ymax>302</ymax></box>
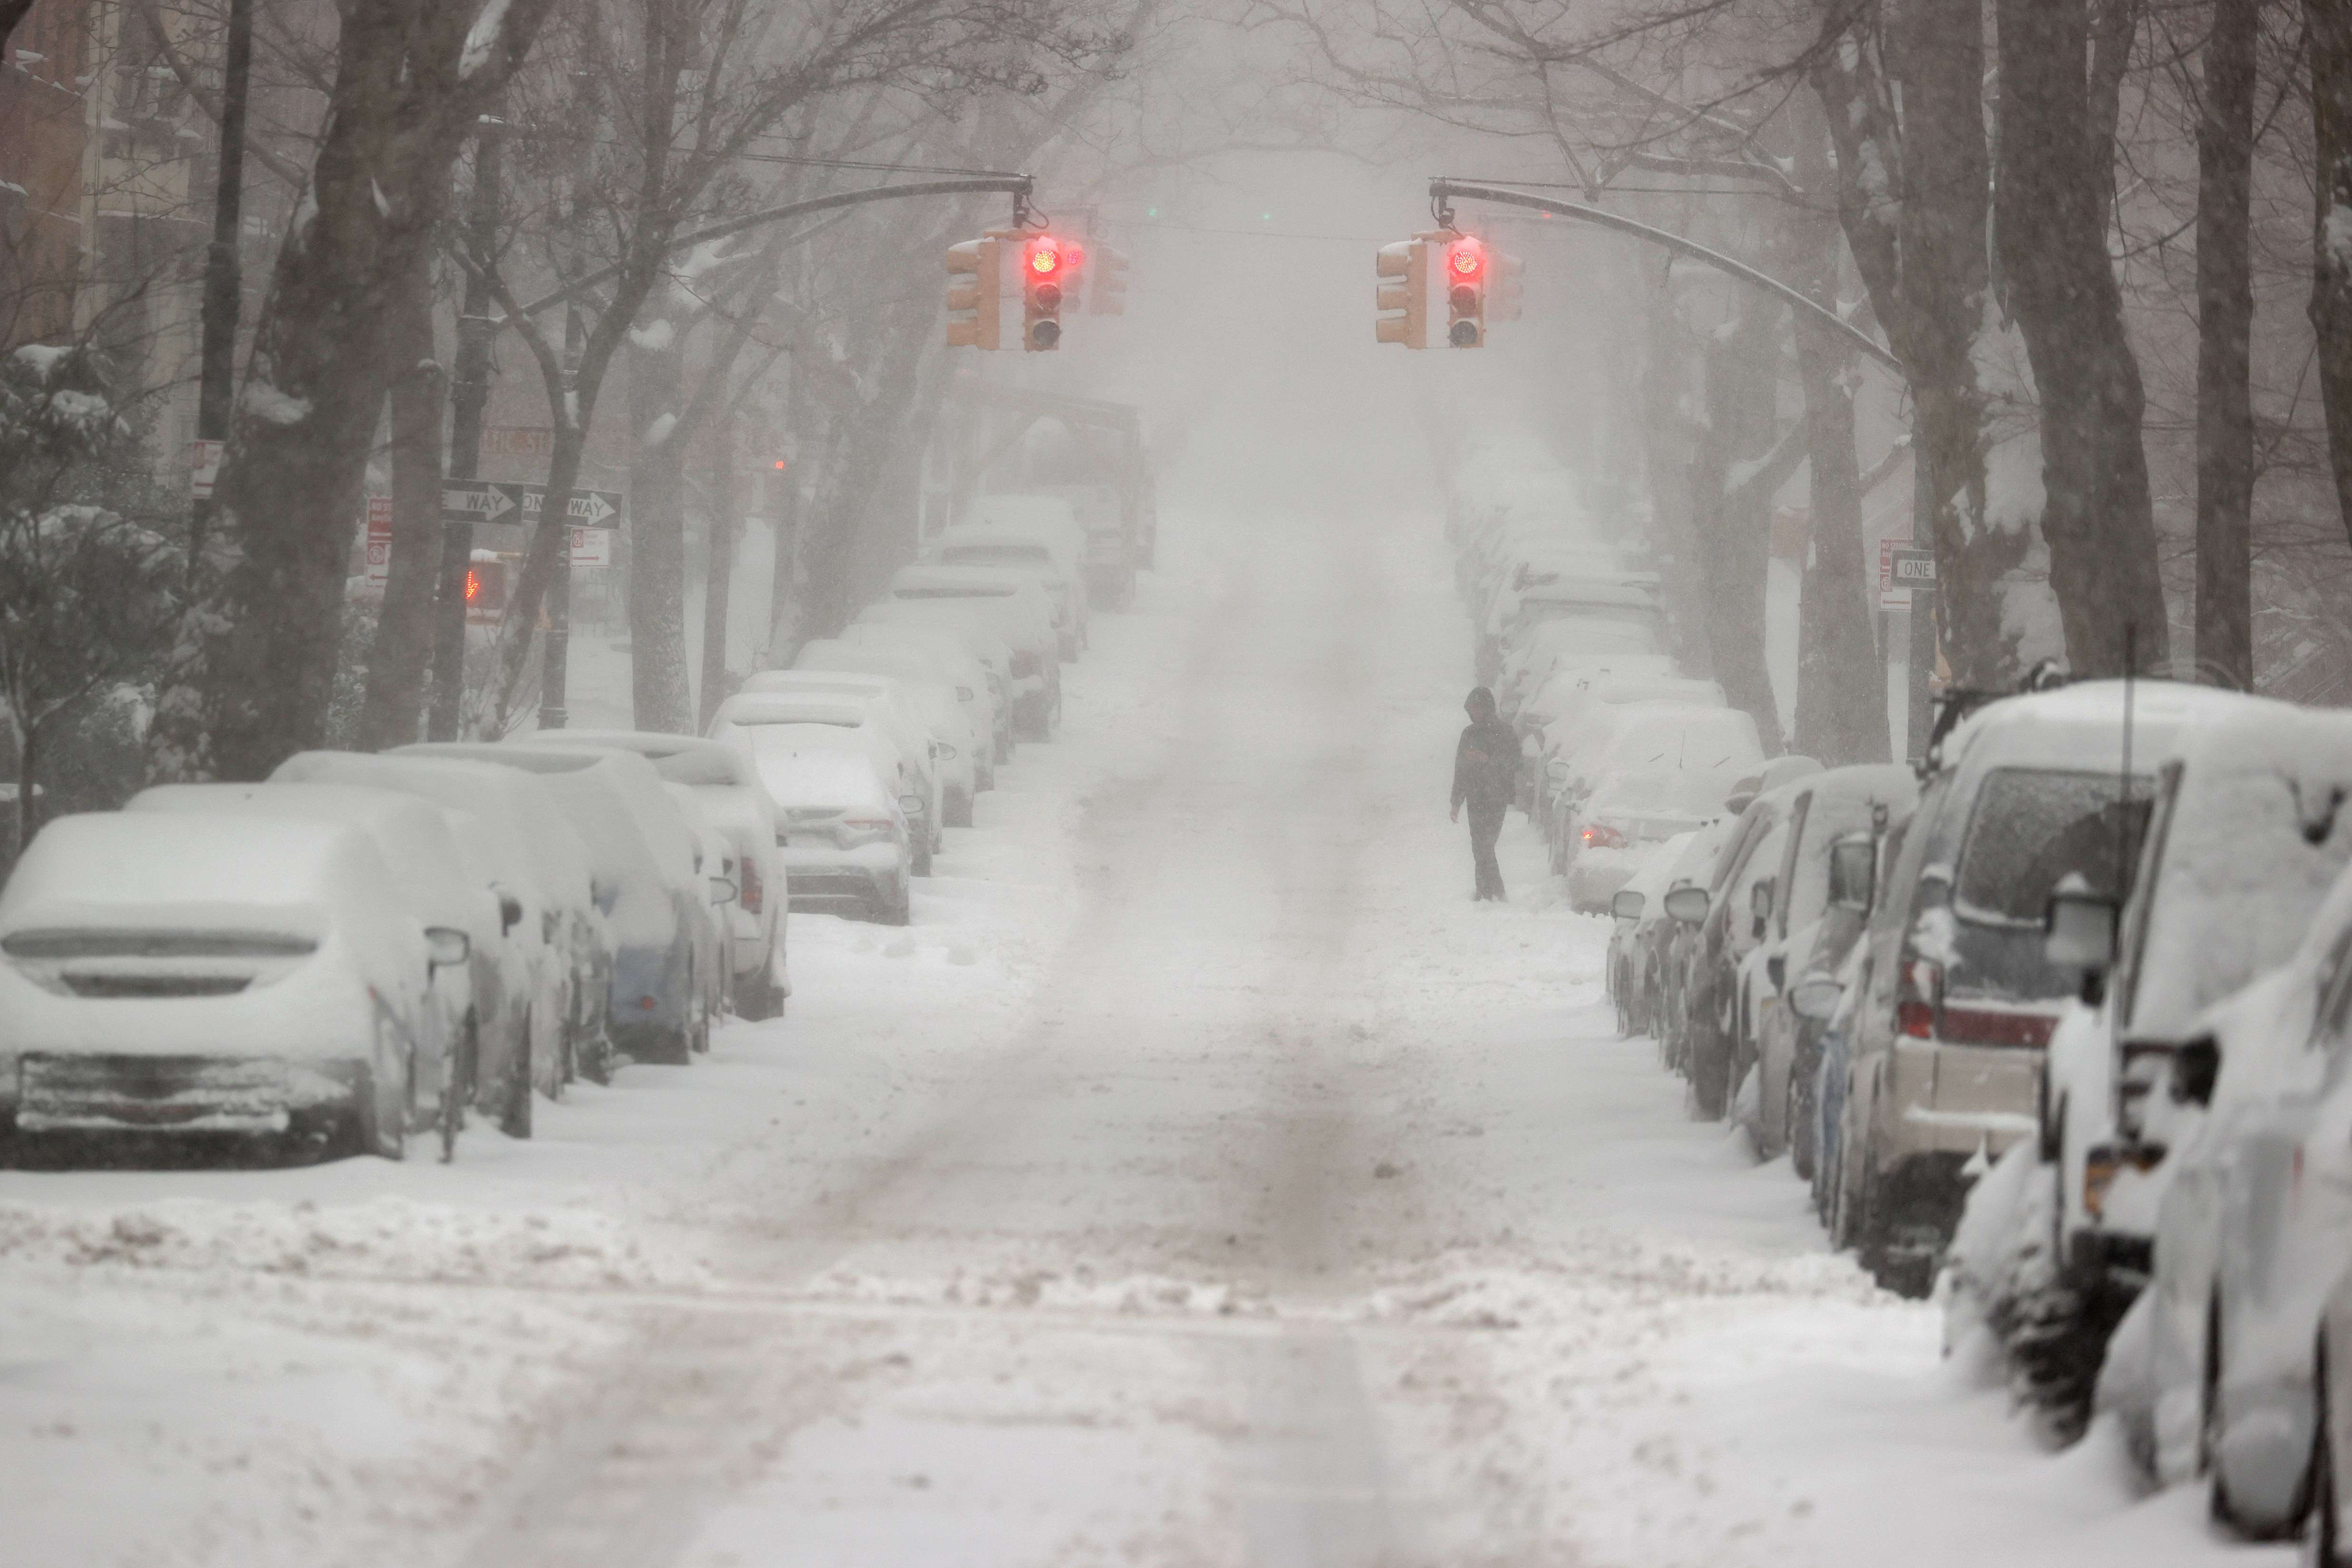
<box><xmin>1938</xmin><ymin>1005</ymin><xmax>2057</xmax><ymax>1049</ymax></box>
<box><xmin>738</xmin><ymin>856</ymin><xmax>762</xmax><ymax>915</ymax></box>
<box><xmin>1897</xmin><ymin>957</ymin><xmax>1942</xmax><ymax>1039</ymax></box>
<box><xmin>1581</xmin><ymin>823</ymin><xmax>1627</xmax><ymax>850</ymax></box>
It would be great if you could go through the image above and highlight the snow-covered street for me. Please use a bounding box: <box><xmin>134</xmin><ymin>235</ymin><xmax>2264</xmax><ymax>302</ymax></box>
<box><xmin>0</xmin><ymin>496</ymin><xmax>2286</xmax><ymax>1568</ymax></box>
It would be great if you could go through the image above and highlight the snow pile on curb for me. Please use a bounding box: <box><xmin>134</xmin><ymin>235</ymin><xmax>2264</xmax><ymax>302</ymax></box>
<box><xmin>0</xmin><ymin>1195</ymin><xmax>712</xmax><ymax>1289</ymax></box>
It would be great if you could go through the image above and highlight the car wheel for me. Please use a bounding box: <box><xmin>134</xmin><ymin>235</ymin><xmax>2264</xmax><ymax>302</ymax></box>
<box><xmin>373</xmin><ymin>1058</ymin><xmax>409</xmax><ymax>1161</ymax></box>
<box><xmin>501</xmin><ymin>1012</ymin><xmax>534</xmax><ymax>1138</ymax></box>
<box><xmin>736</xmin><ymin>962</ymin><xmax>781</xmax><ymax>1022</ymax></box>
<box><xmin>913</xmin><ymin>838</ymin><xmax>935</xmax><ymax>877</ymax></box>
<box><xmin>948</xmin><ymin>794</ymin><xmax>974</xmax><ymax>829</ymax></box>
<box><xmin>881</xmin><ymin>880</ymin><xmax>912</xmax><ymax>926</ymax></box>
<box><xmin>440</xmin><ymin>1015</ymin><xmax>477</xmax><ymax>1163</ymax></box>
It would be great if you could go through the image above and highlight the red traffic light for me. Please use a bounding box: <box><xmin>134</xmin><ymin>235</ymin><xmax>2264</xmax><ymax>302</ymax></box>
<box><xmin>1447</xmin><ymin>239</ymin><xmax>1485</xmax><ymax>280</ymax></box>
<box><xmin>1027</xmin><ymin>239</ymin><xmax>1064</xmax><ymax>277</ymax></box>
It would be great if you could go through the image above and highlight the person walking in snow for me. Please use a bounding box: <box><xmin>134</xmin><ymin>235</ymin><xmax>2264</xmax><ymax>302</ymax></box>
<box><xmin>1451</xmin><ymin>685</ymin><xmax>1518</xmax><ymax>902</ymax></box>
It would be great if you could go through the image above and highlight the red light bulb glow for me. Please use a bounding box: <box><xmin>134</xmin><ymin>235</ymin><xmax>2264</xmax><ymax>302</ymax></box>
<box><xmin>1028</xmin><ymin>241</ymin><xmax>1062</xmax><ymax>277</ymax></box>
<box><xmin>463</xmin><ymin>569</ymin><xmax>482</xmax><ymax>604</ymax></box>
<box><xmin>1448</xmin><ymin>240</ymin><xmax>1485</xmax><ymax>280</ymax></box>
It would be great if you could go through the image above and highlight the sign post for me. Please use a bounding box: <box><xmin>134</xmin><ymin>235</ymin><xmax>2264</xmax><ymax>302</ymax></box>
<box><xmin>363</xmin><ymin>495</ymin><xmax>393</xmax><ymax>587</ymax></box>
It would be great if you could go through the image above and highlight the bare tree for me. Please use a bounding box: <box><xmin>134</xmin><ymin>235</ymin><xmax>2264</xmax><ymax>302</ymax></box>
<box><xmin>2197</xmin><ymin>0</ymin><xmax>2260</xmax><ymax>687</ymax></box>
<box><xmin>145</xmin><ymin>0</ymin><xmax>558</xmax><ymax>783</ymax></box>
<box><xmin>2308</xmin><ymin>0</ymin><xmax>2352</xmax><ymax>555</ymax></box>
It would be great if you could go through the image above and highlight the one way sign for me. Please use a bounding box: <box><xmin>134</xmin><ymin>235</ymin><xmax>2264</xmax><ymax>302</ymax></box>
<box><xmin>440</xmin><ymin>481</ymin><xmax>626</xmax><ymax>530</ymax></box>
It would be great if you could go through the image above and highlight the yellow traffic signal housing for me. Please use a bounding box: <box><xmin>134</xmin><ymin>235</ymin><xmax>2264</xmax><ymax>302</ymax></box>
<box><xmin>1375</xmin><ymin>238</ymin><xmax>1431</xmax><ymax>348</ymax></box>
<box><xmin>946</xmin><ymin>237</ymin><xmax>1002</xmax><ymax>350</ymax></box>
<box><xmin>1489</xmin><ymin>250</ymin><xmax>1525</xmax><ymax>323</ymax></box>
<box><xmin>1442</xmin><ymin>234</ymin><xmax>1486</xmax><ymax>347</ymax></box>
<box><xmin>1089</xmin><ymin>245</ymin><xmax>1128</xmax><ymax>315</ymax></box>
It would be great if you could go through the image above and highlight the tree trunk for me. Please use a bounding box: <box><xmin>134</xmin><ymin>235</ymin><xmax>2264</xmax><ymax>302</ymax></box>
<box><xmin>2197</xmin><ymin>0</ymin><xmax>2257</xmax><ymax>690</ymax></box>
<box><xmin>1688</xmin><ymin>287</ymin><xmax>1787</xmax><ymax>757</ymax></box>
<box><xmin>357</xmin><ymin>256</ymin><xmax>448</xmax><ymax>751</ymax></box>
<box><xmin>145</xmin><ymin>0</ymin><xmax>547</xmax><ymax>782</ymax></box>
<box><xmin>1994</xmin><ymin>0</ymin><xmax>2170</xmax><ymax>676</ymax></box>
<box><xmin>1784</xmin><ymin>101</ymin><xmax>1890</xmax><ymax>765</ymax></box>
<box><xmin>1637</xmin><ymin>246</ymin><xmax>1709</xmax><ymax>682</ymax></box>
<box><xmin>2305</xmin><ymin>0</ymin><xmax>2352</xmax><ymax>558</ymax></box>
<box><xmin>627</xmin><ymin>329</ymin><xmax>693</xmax><ymax>733</ymax></box>
<box><xmin>702</xmin><ymin>414</ymin><xmax>738</xmax><ymax>730</ymax></box>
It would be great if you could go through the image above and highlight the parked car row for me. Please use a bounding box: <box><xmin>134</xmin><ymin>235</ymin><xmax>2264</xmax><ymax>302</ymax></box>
<box><xmin>0</xmin><ymin>490</ymin><xmax>1120</xmax><ymax>1169</ymax></box>
<box><xmin>1587</xmin><ymin>661</ymin><xmax>2352</xmax><ymax>1557</ymax></box>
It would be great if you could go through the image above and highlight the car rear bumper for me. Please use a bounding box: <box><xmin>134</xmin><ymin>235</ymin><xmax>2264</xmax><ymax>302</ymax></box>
<box><xmin>6</xmin><ymin>1050</ymin><xmax>368</xmax><ymax>1135</ymax></box>
<box><xmin>1881</xmin><ymin>1037</ymin><xmax>2042</xmax><ymax>1161</ymax></box>
<box><xmin>782</xmin><ymin>843</ymin><xmax>904</xmax><ymax>913</ymax></box>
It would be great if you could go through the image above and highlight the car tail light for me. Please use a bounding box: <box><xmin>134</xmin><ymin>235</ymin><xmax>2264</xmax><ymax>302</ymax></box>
<box><xmin>738</xmin><ymin>856</ymin><xmax>762</xmax><ymax>915</ymax></box>
<box><xmin>1581</xmin><ymin>822</ymin><xmax>1627</xmax><ymax>850</ymax></box>
<box><xmin>1897</xmin><ymin>957</ymin><xmax>1941</xmax><ymax>1039</ymax></box>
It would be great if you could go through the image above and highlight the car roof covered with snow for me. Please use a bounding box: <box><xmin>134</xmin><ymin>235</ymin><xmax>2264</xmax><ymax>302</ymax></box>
<box><xmin>0</xmin><ymin>810</ymin><xmax>402</xmax><ymax>949</ymax></box>
<box><xmin>710</xmin><ymin>690</ymin><xmax>874</xmax><ymax>729</ymax></box>
<box><xmin>514</xmin><ymin>730</ymin><xmax>757</xmax><ymax>790</ymax></box>
<box><xmin>2111</xmin><ymin>700</ymin><xmax>2352</xmax><ymax>1043</ymax></box>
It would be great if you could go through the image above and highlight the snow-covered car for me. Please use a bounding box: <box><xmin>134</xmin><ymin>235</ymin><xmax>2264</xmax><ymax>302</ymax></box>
<box><xmin>713</xmin><ymin>688</ymin><xmax>940</xmax><ymax>874</ymax></box>
<box><xmin>1558</xmin><ymin>702</ymin><xmax>1764</xmax><ymax>911</ymax></box>
<box><xmin>271</xmin><ymin>750</ymin><xmax>601</xmax><ymax>1099</ymax></box>
<box><xmin>929</xmin><ymin>511</ymin><xmax>1089</xmax><ymax>658</ymax></box>
<box><xmin>756</xmin><ymin>745</ymin><xmax>917</xmax><ymax>924</ymax></box>
<box><xmin>1497</xmin><ymin>606</ymin><xmax>1666</xmax><ymax>722</ymax></box>
<box><xmin>399</xmin><ymin>742</ymin><xmax>709</xmax><ymax>1067</ymax></box>
<box><xmin>849</xmin><ymin>603</ymin><xmax>1020</xmax><ymax>763</ymax></box>
<box><xmin>1481</xmin><ymin>560</ymin><xmax>1662</xmax><ymax>682</ymax></box>
<box><xmin>882</xmin><ymin>563</ymin><xmax>1064</xmax><ymax>740</ymax></box>
<box><xmin>514</xmin><ymin>731</ymin><xmax>787</xmax><ymax>1021</ymax></box>
<box><xmin>126</xmin><ymin>782</ymin><xmax>516</xmax><ymax>1144</ymax></box>
<box><xmin>788</xmin><ymin>639</ymin><xmax>987</xmax><ymax>818</ymax></box>
<box><xmin>1666</xmin><ymin>778</ymin><xmax>1803</xmax><ymax>1118</ymax></box>
<box><xmin>1944</xmin><ymin>699</ymin><xmax>2352</xmax><ymax>1440</ymax></box>
<box><xmin>1719</xmin><ymin>766</ymin><xmax>1918</xmax><ymax>1163</ymax></box>
<box><xmin>1789</xmin><ymin>818</ymin><xmax>1904</xmax><ymax>1202</ymax></box>
<box><xmin>834</xmin><ymin>621</ymin><xmax>1002</xmax><ymax>785</ymax></box>
<box><xmin>1835</xmin><ymin>679</ymin><xmax>2246</xmax><ymax>1295</ymax></box>
<box><xmin>1651</xmin><ymin>815</ymin><xmax>1743</xmax><ymax>1077</ymax></box>
<box><xmin>0</xmin><ymin>812</ymin><xmax>459</xmax><ymax>1160</ymax></box>
<box><xmin>1523</xmin><ymin>660</ymin><xmax>1692</xmax><ymax>825</ymax></box>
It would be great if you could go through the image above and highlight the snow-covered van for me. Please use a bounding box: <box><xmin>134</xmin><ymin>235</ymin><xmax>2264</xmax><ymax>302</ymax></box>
<box><xmin>1836</xmin><ymin>679</ymin><xmax>2245</xmax><ymax>1294</ymax></box>
<box><xmin>0</xmin><ymin>812</ymin><xmax>455</xmax><ymax>1158</ymax></box>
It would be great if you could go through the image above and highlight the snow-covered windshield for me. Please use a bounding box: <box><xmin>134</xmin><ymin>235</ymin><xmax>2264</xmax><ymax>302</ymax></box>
<box><xmin>1955</xmin><ymin>768</ymin><xmax>2147</xmax><ymax>926</ymax></box>
<box><xmin>941</xmin><ymin>544</ymin><xmax>1053</xmax><ymax>569</ymax></box>
<box><xmin>1512</xmin><ymin>603</ymin><xmax>1661</xmax><ymax>653</ymax></box>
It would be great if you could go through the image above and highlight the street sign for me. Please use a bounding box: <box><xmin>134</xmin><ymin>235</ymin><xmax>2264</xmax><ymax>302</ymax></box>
<box><xmin>1878</xmin><ymin>537</ymin><xmax>1909</xmax><ymax>610</ymax></box>
<box><xmin>569</xmin><ymin>525</ymin><xmax>611</xmax><ymax>567</ymax></box>
<box><xmin>440</xmin><ymin>480</ymin><xmax>518</xmax><ymax>525</ymax></box>
<box><xmin>1890</xmin><ymin>548</ymin><xmax>1937</xmax><ymax>585</ymax></box>
<box><xmin>189</xmin><ymin>439</ymin><xmax>223</xmax><ymax>500</ymax></box>
<box><xmin>364</xmin><ymin>495</ymin><xmax>393</xmax><ymax>587</ymax></box>
<box><xmin>438</xmin><ymin>481</ymin><xmax>625</xmax><ymax>530</ymax></box>
<box><xmin>482</xmin><ymin>426</ymin><xmax>553</xmax><ymax>461</ymax></box>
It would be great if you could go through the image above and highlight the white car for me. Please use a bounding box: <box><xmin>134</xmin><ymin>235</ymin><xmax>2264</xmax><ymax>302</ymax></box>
<box><xmin>272</xmin><ymin>750</ymin><xmax>600</xmax><ymax>1104</ymax></box>
<box><xmin>788</xmin><ymin>641</ymin><xmax>984</xmax><ymax>821</ymax></box>
<box><xmin>0</xmin><ymin>812</ymin><xmax>462</xmax><ymax>1160</ymax></box>
<box><xmin>930</xmin><ymin>512</ymin><xmax>1089</xmax><ymax>657</ymax></box>
<box><xmin>126</xmin><ymin>782</ymin><xmax>511</xmax><ymax>1144</ymax></box>
<box><xmin>758</xmin><ymin>745</ymin><xmax>917</xmax><ymax>925</ymax></box>
<box><xmin>713</xmin><ymin>687</ymin><xmax>940</xmax><ymax>872</ymax></box>
<box><xmin>839</xmin><ymin>620</ymin><xmax>1003</xmax><ymax>780</ymax></box>
<box><xmin>1560</xmin><ymin>703</ymin><xmax>1766</xmax><ymax>909</ymax></box>
<box><xmin>882</xmin><ymin>564</ymin><xmax>1063</xmax><ymax>740</ymax></box>
<box><xmin>849</xmin><ymin>605</ymin><xmax>1018</xmax><ymax>761</ymax></box>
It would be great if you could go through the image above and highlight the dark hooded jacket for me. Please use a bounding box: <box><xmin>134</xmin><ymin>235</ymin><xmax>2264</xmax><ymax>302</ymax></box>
<box><xmin>1452</xmin><ymin>687</ymin><xmax>1520</xmax><ymax>814</ymax></box>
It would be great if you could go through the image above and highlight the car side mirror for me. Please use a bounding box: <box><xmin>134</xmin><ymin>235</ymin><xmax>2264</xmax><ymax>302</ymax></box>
<box><xmin>1751</xmin><ymin>877</ymin><xmax>1776</xmax><ymax>923</ymax></box>
<box><xmin>898</xmin><ymin>793</ymin><xmax>925</xmax><ymax>815</ymax></box>
<box><xmin>497</xmin><ymin>893</ymin><xmax>523</xmax><ymax>934</ymax></box>
<box><xmin>1664</xmin><ymin>886</ymin><xmax>1709</xmax><ymax>924</ymax></box>
<box><xmin>2172</xmin><ymin>1036</ymin><xmax>2220</xmax><ymax>1108</ymax></box>
<box><xmin>709</xmin><ymin>875</ymin><xmax>739</xmax><ymax>905</ymax></box>
<box><xmin>1790</xmin><ymin>975</ymin><xmax>1844</xmax><ymax>1021</ymax></box>
<box><xmin>1767</xmin><ymin>954</ymin><xmax>1786</xmax><ymax>991</ymax></box>
<box><xmin>425</xmin><ymin>927</ymin><xmax>471</xmax><ymax>970</ymax></box>
<box><xmin>1829</xmin><ymin>838</ymin><xmax>1876</xmax><ymax>912</ymax></box>
<box><xmin>1611</xmin><ymin>889</ymin><xmax>1644</xmax><ymax>922</ymax></box>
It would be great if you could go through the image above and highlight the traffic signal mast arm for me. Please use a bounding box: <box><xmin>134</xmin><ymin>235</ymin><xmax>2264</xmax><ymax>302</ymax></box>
<box><xmin>1427</xmin><ymin>179</ymin><xmax>1899</xmax><ymax>370</ymax></box>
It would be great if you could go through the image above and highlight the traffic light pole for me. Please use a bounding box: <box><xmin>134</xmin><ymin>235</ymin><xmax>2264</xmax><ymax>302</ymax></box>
<box><xmin>428</xmin><ymin>108</ymin><xmax>504</xmax><ymax>741</ymax></box>
<box><xmin>1427</xmin><ymin>180</ymin><xmax>1899</xmax><ymax>370</ymax></box>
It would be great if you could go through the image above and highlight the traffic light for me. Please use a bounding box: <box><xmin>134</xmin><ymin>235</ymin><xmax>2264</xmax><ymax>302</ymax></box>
<box><xmin>1444</xmin><ymin>234</ymin><xmax>1485</xmax><ymax>347</ymax></box>
<box><xmin>1022</xmin><ymin>233</ymin><xmax>1068</xmax><ymax>350</ymax></box>
<box><xmin>1375</xmin><ymin>238</ymin><xmax>1432</xmax><ymax>349</ymax></box>
<box><xmin>1089</xmin><ymin>245</ymin><xmax>1129</xmax><ymax>315</ymax></box>
<box><xmin>1489</xmin><ymin>249</ymin><xmax>1524</xmax><ymax>323</ymax></box>
<box><xmin>946</xmin><ymin>236</ymin><xmax>1002</xmax><ymax>350</ymax></box>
